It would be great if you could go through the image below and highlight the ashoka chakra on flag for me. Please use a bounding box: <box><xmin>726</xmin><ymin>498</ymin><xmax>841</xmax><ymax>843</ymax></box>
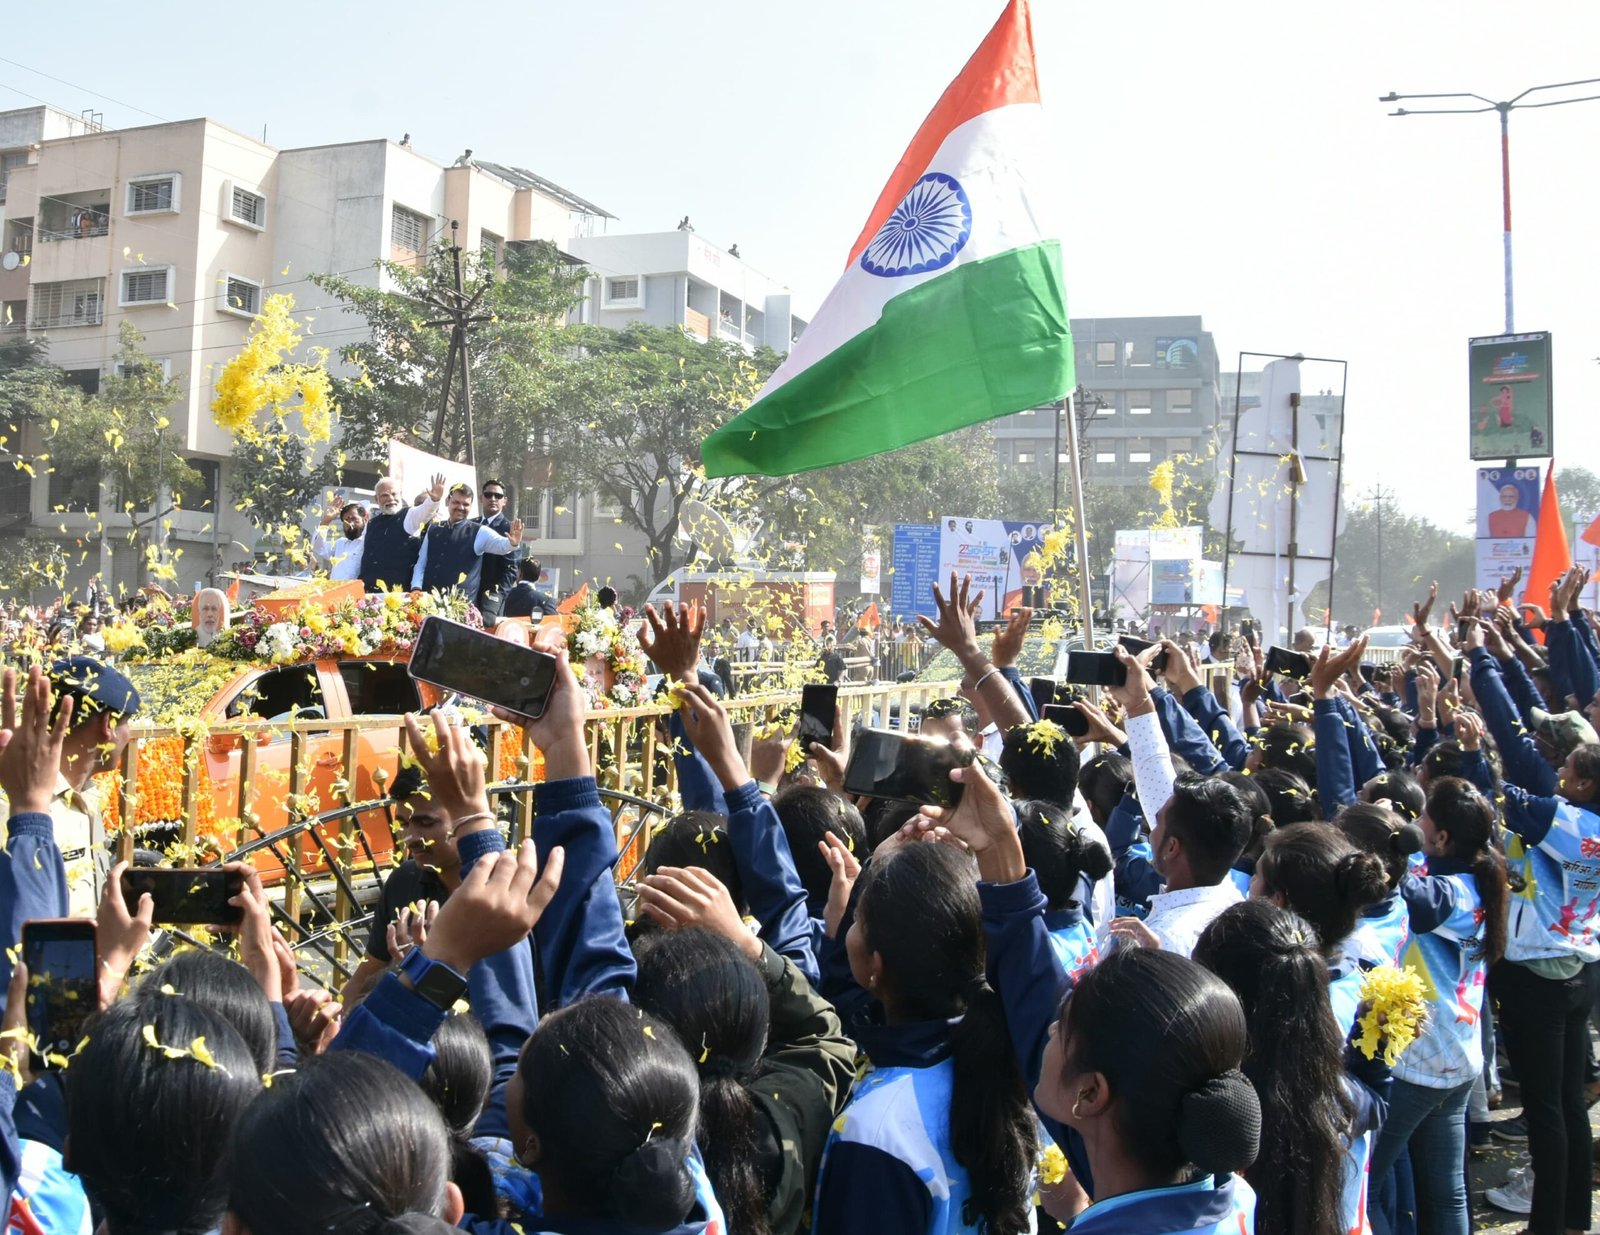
<box><xmin>859</xmin><ymin>173</ymin><xmax>973</xmax><ymax>278</ymax></box>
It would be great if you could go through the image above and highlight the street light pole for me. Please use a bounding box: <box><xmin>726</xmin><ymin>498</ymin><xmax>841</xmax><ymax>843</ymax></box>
<box><xmin>1380</xmin><ymin>78</ymin><xmax>1600</xmax><ymax>334</ymax></box>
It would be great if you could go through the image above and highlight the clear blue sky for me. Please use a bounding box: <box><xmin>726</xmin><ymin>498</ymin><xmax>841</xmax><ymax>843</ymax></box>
<box><xmin>5</xmin><ymin>0</ymin><xmax>1599</xmax><ymax>531</ymax></box>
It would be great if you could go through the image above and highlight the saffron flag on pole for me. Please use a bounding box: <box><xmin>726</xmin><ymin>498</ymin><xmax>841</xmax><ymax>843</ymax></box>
<box><xmin>1522</xmin><ymin>465</ymin><xmax>1572</xmax><ymax>617</ymax></box>
<box><xmin>702</xmin><ymin>0</ymin><xmax>1072</xmax><ymax>478</ymax></box>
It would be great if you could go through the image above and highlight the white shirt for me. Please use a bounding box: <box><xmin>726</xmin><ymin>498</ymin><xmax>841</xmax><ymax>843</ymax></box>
<box><xmin>313</xmin><ymin>498</ymin><xmax>436</xmax><ymax>582</ymax></box>
<box><xmin>411</xmin><ymin>519</ymin><xmax>517</xmax><ymax>590</ymax></box>
<box><xmin>1143</xmin><ymin>880</ymin><xmax>1244</xmax><ymax>958</ymax></box>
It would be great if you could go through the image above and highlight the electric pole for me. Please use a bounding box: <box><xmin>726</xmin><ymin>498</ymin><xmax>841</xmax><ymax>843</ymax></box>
<box><xmin>422</xmin><ymin>220</ymin><xmax>493</xmax><ymax>464</ymax></box>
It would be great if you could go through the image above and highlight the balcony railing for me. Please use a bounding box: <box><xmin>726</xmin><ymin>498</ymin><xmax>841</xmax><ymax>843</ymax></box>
<box><xmin>30</xmin><ymin>304</ymin><xmax>104</xmax><ymax>329</ymax></box>
<box><xmin>38</xmin><ymin>220</ymin><xmax>109</xmax><ymax>242</ymax></box>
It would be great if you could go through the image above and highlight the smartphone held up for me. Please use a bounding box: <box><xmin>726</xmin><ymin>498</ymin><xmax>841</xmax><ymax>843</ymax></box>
<box><xmin>23</xmin><ymin>919</ymin><xmax>98</xmax><ymax>1063</ymax></box>
<box><xmin>408</xmin><ymin>616</ymin><xmax>560</xmax><ymax>719</ymax></box>
<box><xmin>842</xmin><ymin>730</ymin><xmax>973</xmax><ymax>808</ymax></box>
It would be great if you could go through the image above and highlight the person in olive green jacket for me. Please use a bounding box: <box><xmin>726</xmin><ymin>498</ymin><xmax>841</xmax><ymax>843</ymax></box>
<box><xmin>633</xmin><ymin>873</ymin><xmax>857</xmax><ymax>1235</ymax></box>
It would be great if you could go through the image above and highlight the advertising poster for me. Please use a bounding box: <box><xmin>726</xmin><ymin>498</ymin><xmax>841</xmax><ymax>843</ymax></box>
<box><xmin>890</xmin><ymin>524</ymin><xmax>941</xmax><ymax>619</ymax></box>
<box><xmin>1573</xmin><ymin>513</ymin><xmax>1600</xmax><ymax>612</ymax></box>
<box><xmin>1474</xmin><ymin>466</ymin><xmax>1541</xmax><ymax>590</ymax></box>
<box><xmin>936</xmin><ymin>517</ymin><xmax>1049</xmax><ymax>622</ymax></box>
<box><xmin>1155</xmin><ymin>337</ymin><xmax>1199</xmax><ymax>368</ymax></box>
<box><xmin>1468</xmin><ymin>332</ymin><xmax>1553</xmax><ymax>461</ymax></box>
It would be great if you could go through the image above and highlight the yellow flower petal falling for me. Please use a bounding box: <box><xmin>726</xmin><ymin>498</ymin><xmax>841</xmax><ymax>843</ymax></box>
<box><xmin>211</xmin><ymin>293</ymin><xmax>338</xmax><ymax>445</ymax></box>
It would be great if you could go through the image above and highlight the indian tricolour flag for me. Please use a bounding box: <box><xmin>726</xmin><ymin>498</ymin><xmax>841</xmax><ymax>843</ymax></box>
<box><xmin>703</xmin><ymin>0</ymin><xmax>1072</xmax><ymax>478</ymax></box>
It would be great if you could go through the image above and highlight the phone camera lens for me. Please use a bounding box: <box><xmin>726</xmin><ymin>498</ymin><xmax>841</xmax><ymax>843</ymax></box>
<box><xmin>520</xmin><ymin>676</ymin><xmax>530</xmax><ymax>686</ymax></box>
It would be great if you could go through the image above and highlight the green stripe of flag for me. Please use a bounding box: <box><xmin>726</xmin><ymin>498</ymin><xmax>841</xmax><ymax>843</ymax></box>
<box><xmin>703</xmin><ymin>241</ymin><xmax>1074</xmax><ymax>478</ymax></box>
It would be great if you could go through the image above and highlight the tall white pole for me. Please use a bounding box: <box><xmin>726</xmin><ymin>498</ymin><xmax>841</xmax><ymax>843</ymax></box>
<box><xmin>1062</xmin><ymin>392</ymin><xmax>1096</xmax><ymax>645</ymax></box>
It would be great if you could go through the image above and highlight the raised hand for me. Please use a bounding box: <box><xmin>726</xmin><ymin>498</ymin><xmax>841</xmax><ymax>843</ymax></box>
<box><xmin>226</xmin><ymin>863</ymin><xmax>282</xmax><ymax>1003</ymax></box>
<box><xmin>1071</xmin><ymin>699</ymin><xmax>1127</xmax><ymax>749</ymax></box>
<box><xmin>638</xmin><ymin>600</ymin><xmax>704</xmax><ymax>680</ymax></box>
<box><xmin>1454</xmin><ymin>709</ymin><xmax>1485</xmax><ymax>753</ymax></box>
<box><xmin>97</xmin><ymin>860</ymin><xmax>153</xmax><ymax>1009</ymax></box>
<box><xmin>917</xmin><ymin>573</ymin><xmax>986</xmax><ymax>671</ymax></box>
<box><xmin>1105</xmin><ymin>645</ymin><xmax>1155</xmax><ymax>718</ymax></box>
<box><xmin>402</xmin><ymin>710</ymin><xmax>491</xmax><ymax>829</ymax></box>
<box><xmin>507</xmin><ymin>518</ymin><xmax>524</xmax><ymax>548</ymax></box>
<box><xmin>1412</xmin><ymin>581</ymin><xmax>1439</xmax><ymax>631</ymax></box>
<box><xmin>818</xmin><ymin>832</ymin><xmax>860</xmax><ymax>940</ymax></box>
<box><xmin>1160</xmin><ymin>638</ymin><xmax>1203</xmax><ymax>696</ymax></box>
<box><xmin>429</xmin><ymin>472</ymin><xmax>447</xmax><ymax>501</ymax></box>
<box><xmin>991</xmin><ymin>605</ymin><xmax>1032</xmax><ymax>670</ymax></box>
<box><xmin>1496</xmin><ymin>565</ymin><xmax>1524</xmax><ymax>607</ymax></box>
<box><xmin>669</xmin><ymin>680</ymin><xmax>746</xmax><ymax>790</ymax></box>
<box><xmin>420</xmin><ymin>841</ymin><xmax>565</xmax><ymax>974</ymax></box>
<box><xmin>913</xmin><ymin>757</ymin><xmax>1024</xmax><ymax>883</ymax></box>
<box><xmin>0</xmin><ymin>666</ymin><xmax>72</xmax><ymax>815</ymax></box>
<box><xmin>635</xmin><ymin>865</ymin><xmax>759</xmax><ymax>960</ymax></box>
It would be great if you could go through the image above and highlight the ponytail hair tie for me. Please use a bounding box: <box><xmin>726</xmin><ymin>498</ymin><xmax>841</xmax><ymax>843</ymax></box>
<box><xmin>699</xmin><ymin>1054</ymin><xmax>740</xmax><ymax>1082</ymax></box>
<box><xmin>962</xmin><ymin>975</ymin><xmax>990</xmax><ymax>1004</ymax></box>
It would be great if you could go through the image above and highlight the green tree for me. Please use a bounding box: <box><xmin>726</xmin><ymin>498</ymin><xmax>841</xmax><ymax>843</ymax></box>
<box><xmin>311</xmin><ymin>239</ymin><xmax>588</xmax><ymax>483</ymax></box>
<box><xmin>5</xmin><ymin>323</ymin><xmax>201</xmax><ymax>582</ymax></box>
<box><xmin>1308</xmin><ymin>499</ymin><xmax>1475</xmax><ymax>626</ymax></box>
<box><xmin>1557</xmin><ymin>466</ymin><xmax>1600</xmax><ymax>543</ymax></box>
<box><xmin>229</xmin><ymin>425</ymin><xmax>336</xmax><ymax>572</ymax></box>
<box><xmin>545</xmin><ymin>323</ymin><xmax>778</xmax><ymax>578</ymax></box>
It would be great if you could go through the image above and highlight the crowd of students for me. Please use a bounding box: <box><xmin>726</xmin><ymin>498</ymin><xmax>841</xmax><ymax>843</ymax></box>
<box><xmin>0</xmin><ymin>565</ymin><xmax>1597</xmax><ymax>1235</ymax></box>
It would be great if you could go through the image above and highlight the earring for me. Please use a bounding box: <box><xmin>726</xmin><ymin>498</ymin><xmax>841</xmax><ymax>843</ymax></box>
<box><xmin>1071</xmin><ymin>1090</ymin><xmax>1091</xmax><ymax>1120</ymax></box>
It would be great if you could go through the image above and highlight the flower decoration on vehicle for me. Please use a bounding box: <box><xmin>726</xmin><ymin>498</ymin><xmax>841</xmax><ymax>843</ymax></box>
<box><xmin>567</xmin><ymin>600</ymin><xmax>647</xmax><ymax>709</ymax></box>
<box><xmin>206</xmin><ymin>590</ymin><xmax>481</xmax><ymax>665</ymax></box>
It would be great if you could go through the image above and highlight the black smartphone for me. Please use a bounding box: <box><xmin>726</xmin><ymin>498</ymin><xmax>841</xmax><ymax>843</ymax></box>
<box><xmin>23</xmin><ymin>919</ymin><xmax>98</xmax><ymax>1062</ymax></box>
<box><xmin>1117</xmin><ymin>635</ymin><xmax>1169</xmax><ymax>674</ymax></box>
<box><xmin>1359</xmin><ymin>662</ymin><xmax>1379</xmax><ymax>684</ymax></box>
<box><xmin>1065</xmin><ymin>650</ymin><xmax>1128</xmax><ymax>688</ymax></box>
<box><xmin>842</xmin><ymin>730</ymin><xmax>972</xmax><ymax>807</ymax></box>
<box><xmin>1028</xmin><ymin>677</ymin><xmax>1058</xmax><ymax>714</ymax></box>
<box><xmin>1264</xmin><ymin>646</ymin><xmax>1312</xmax><ymax>680</ymax></box>
<box><xmin>121</xmin><ymin>867</ymin><xmax>246</xmax><ymax>926</ymax></box>
<box><xmin>799</xmin><ymin>683</ymin><xmax>838</xmax><ymax>752</ymax></box>
<box><xmin>409</xmin><ymin>615</ymin><xmax>560</xmax><ymax>719</ymax></box>
<box><xmin>1042</xmin><ymin>703</ymin><xmax>1091</xmax><ymax>738</ymax></box>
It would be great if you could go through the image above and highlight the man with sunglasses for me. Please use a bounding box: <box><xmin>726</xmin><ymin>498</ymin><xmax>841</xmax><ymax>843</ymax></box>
<box><xmin>472</xmin><ymin>479</ymin><xmax>519</xmax><ymax>623</ymax></box>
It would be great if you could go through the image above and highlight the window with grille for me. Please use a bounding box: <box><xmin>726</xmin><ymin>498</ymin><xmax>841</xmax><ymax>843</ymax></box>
<box><xmin>480</xmin><ymin>230</ymin><xmax>501</xmax><ymax>263</ymax></box>
<box><xmin>220</xmin><ymin>275</ymin><xmax>260</xmax><ymax>317</ymax></box>
<box><xmin>391</xmin><ymin>205</ymin><xmax>426</xmax><ymax>253</ymax></box>
<box><xmin>0</xmin><ymin>152</ymin><xmax>27</xmax><ymax>205</ymax></box>
<box><xmin>1167</xmin><ymin>390</ymin><xmax>1193</xmax><ymax>414</ymax></box>
<box><xmin>127</xmin><ymin>175</ymin><xmax>178</xmax><ymax>214</ymax></box>
<box><xmin>1094</xmin><ymin>341</ymin><xmax>1118</xmax><ymax>366</ymax></box>
<box><xmin>1128</xmin><ymin>391</ymin><xmax>1153</xmax><ymax>416</ymax></box>
<box><xmin>30</xmin><ymin>279</ymin><xmax>104</xmax><ymax>328</ymax></box>
<box><xmin>605</xmin><ymin>277</ymin><xmax>640</xmax><ymax>304</ymax></box>
<box><xmin>121</xmin><ymin>267</ymin><xmax>170</xmax><ymax>305</ymax></box>
<box><xmin>115</xmin><ymin>357</ymin><xmax>172</xmax><ymax>381</ymax></box>
<box><xmin>230</xmin><ymin>187</ymin><xmax>266</xmax><ymax>228</ymax></box>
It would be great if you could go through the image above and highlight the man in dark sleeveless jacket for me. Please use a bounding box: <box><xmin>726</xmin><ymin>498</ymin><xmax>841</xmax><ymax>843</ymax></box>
<box><xmin>473</xmin><ymin>478</ymin><xmax>518</xmax><ymax>622</ymax></box>
<box><xmin>358</xmin><ymin>472</ymin><xmax>445</xmax><ymax>592</ymax></box>
<box><xmin>413</xmin><ymin>483</ymin><xmax>523</xmax><ymax>600</ymax></box>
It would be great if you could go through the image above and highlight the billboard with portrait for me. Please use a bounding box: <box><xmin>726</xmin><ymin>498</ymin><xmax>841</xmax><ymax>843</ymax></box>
<box><xmin>1468</xmin><ymin>332</ymin><xmax>1552</xmax><ymax>461</ymax></box>
<box><xmin>1474</xmin><ymin>466</ymin><xmax>1542</xmax><ymax>590</ymax></box>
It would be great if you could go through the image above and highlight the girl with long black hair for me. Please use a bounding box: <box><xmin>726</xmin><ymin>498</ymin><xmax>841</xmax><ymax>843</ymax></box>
<box><xmin>1195</xmin><ymin>899</ymin><xmax>1389</xmax><ymax>1235</ymax></box>
<box><xmin>814</xmin><ymin>841</ymin><xmax>1038</xmax><ymax>1234</ymax></box>
<box><xmin>914</xmin><ymin>757</ymin><xmax>1262</xmax><ymax>1232</ymax></box>
<box><xmin>1368</xmin><ymin>776</ymin><xmax>1508</xmax><ymax>1235</ymax></box>
<box><xmin>629</xmin><ymin>912</ymin><xmax>856</xmax><ymax>1235</ymax></box>
<box><xmin>1334</xmin><ymin>801</ymin><xmax>1426</xmax><ymax>970</ymax></box>
<box><xmin>1251</xmin><ymin>821</ymin><xmax>1393</xmax><ymax>1032</ymax></box>
<box><xmin>1016</xmin><ymin>799</ymin><xmax>1112</xmax><ymax>981</ymax></box>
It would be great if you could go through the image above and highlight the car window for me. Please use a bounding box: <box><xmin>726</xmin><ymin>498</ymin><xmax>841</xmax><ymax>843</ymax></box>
<box><xmin>339</xmin><ymin>661</ymin><xmax>422</xmax><ymax>716</ymax></box>
<box><xmin>225</xmin><ymin>666</ymin><xmax>327</xmax><ymax>722</ymax></box>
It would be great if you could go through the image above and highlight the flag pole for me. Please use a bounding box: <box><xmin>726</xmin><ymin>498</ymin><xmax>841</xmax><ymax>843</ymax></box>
<box><xmin>1062</xmin><ymin>390</ymin><xmax>1097</xmax><ymax>645</ymax></box>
